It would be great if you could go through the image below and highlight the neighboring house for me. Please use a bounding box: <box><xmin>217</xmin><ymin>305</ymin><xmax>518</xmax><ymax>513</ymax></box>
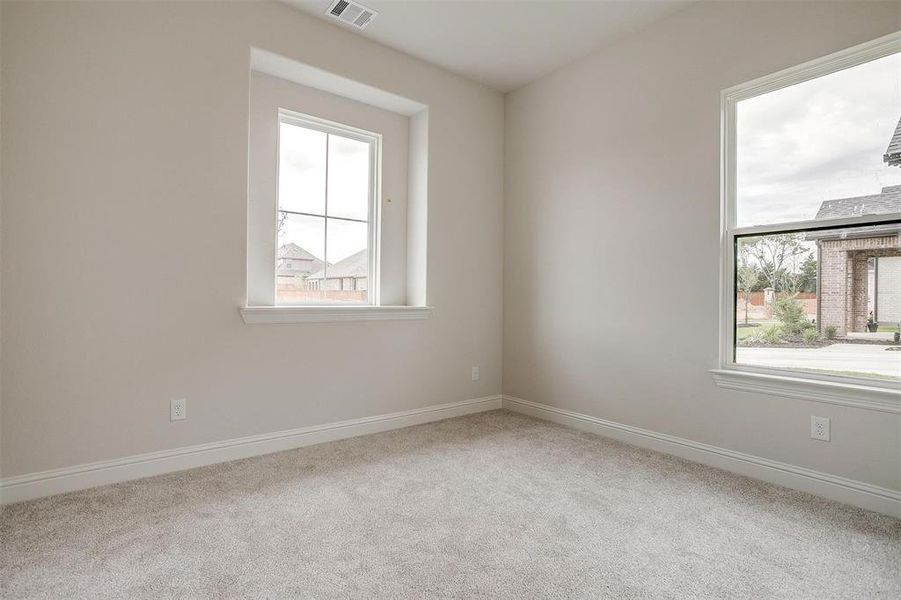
<box><xmin>884</xmin><ymin>117</ymin><xmax>901</xmax><ymax>167</ymax></box>
<box><xmin>809</xmin><ymin>189</ymin><xmax>900</xmax><ymax>335</ymax></box>
<box><xmin>277</xmin><ymin>243</ymin><xmax>324</xmax><ymax>286</ymax></box>
<box><xmin>809</xmin><ymin>117</ymin><xmax>901</xmax><ymax>335</ymax></box>
<box><xmin>304</xmin><ymin>249</ymin><xmax>368</xmax><ymax>292</ymax></box>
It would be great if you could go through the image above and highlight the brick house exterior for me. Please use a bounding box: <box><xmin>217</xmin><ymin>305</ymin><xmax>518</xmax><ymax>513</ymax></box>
<box><xmin>808</xmin><ymin>116</ymin><xmax>901</xmax><ymax>337</ymax></box>
<box><xmin>813</xmin><ymin>228</ymin><xmax>900</xmax><ymax>336</ymax></box>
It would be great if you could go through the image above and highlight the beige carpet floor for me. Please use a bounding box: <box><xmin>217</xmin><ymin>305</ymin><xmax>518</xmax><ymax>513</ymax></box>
<box><xmin>1</xmin><ymin>410</ymin><xmax>899</xmax><ymax>599</ymax></box>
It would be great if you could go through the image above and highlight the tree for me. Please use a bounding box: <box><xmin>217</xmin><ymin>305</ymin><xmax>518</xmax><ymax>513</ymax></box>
<box><xmin>736</xmin><ymin>249</ymin><xmax>759</xmax><ymax>325</ymax></box>
<box><xmin>741</xmin><ymin>234</ymin><xmax>808</xmax><ymax>293</ymax></box>
<box><xmin>797</xmin><ymin>255</ymin><xmax>818</xmax><ymax>293</ymax></box>
<box><xmin>776</xmin><ymin>250</ymin><xmax>810</xmax><ymax>294</ymax></box>
<box><xmin>772</xmin><ymin>295</ymin><xmax>809</xmax><ymax>336</ymax></box>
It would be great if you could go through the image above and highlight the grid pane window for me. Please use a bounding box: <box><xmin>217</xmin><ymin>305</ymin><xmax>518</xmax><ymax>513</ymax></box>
<box><xmin>275</xmin><ymin>112</ymin><xmax>377</xmax><ymax>305</ymax></box>
<box><xmin>726</xmin><ymin>49</ymin><xmax>901</xmax><ymax>383</ymax></box>
<box><xmin>278</xmin><ymin>123</ymin><xmax>326</xmax><ymax>215</ymax></box>
<box><xmin>327</xmin><ymin>135</ymin><xmax>370</xmax><ymax>221</ymax></box>
<box><xmin>277</xmin><ymin>212</ymin><xmax>326</xmax><ymax>304</ymax></box>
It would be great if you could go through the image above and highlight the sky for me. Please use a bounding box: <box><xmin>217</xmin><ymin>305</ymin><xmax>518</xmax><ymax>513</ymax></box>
<box><xmin>278</xmin><ymin>123</ymin><xmax>370</xmax><ymax>264</ymax></box>
<box><xmin>736</xmin><ymin>52</ymin><xmax>901</xmax><ymax>227</ymax></box>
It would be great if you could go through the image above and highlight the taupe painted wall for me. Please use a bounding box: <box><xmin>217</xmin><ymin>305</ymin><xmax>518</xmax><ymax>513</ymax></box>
<box><xmin>0</xmin><ymin>1</ymin><xmax>503</xmax><ymax>477</ymax></box>
<box><xmin>504</xmin><ymin>1</ymin><xmax>901</xmax><ymax>490</ymax></box>
<box><xmin>2</xmin><ymin>0</ymin><xmax>899</xmax><ymax>495</ymax></box>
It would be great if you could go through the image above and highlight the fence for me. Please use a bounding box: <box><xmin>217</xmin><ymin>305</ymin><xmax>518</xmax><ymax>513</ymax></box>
<box><xmin>736</xmin><ymin>292</ymin><xmax>816</xmax><ymax>321</ymax></box>
<box><xmin>741</xmin><ymin>291</ymin><xmax>816</xmax><ymax>306</ymax></box>
<box><xmin>277</xmin><ymin>288</ymin><xmax>367</xmax><ymax>303</ymax></box>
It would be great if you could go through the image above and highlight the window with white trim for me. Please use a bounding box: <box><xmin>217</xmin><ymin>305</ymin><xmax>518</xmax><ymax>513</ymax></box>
<box><xmin>243</xmin><ymin>59</ymin><xmax>431</xmax><ymax>324</ymax></box>
<box><xmin>275</xmin><ymin>110</ymin><xmax>380</xmax><ymax>305</ymax></box>
<box><xmin>720</xmin><ymin>35</ymin><xmax>901</xmax><ymax>386</ymax></box>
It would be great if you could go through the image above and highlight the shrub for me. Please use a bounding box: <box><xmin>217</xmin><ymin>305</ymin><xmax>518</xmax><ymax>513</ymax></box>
<box><xmin>802</xmin><ymin>328</ymin><xmax>819</xmax><ymax>344</ymax></box>
<box><xmin>762</xmin><ymin>324</ymin><xmax>783</xmax><ymax>344</ymax></box>
<box><xmin>825</xmin><ymin>325</ymin><xmax>837</xmax><ymax>340</ymax></box>
<box><xmin>743</xmin><ymin>329</ymin><xmax>764</xmax><ymax>344</ymax></box>
<box><xmin>772</xmin><ymin>296</ymin><xmax>808</xmax><ymax>335</ymax></box>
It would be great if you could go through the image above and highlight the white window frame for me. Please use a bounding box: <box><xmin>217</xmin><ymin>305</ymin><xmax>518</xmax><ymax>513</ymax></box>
<box><xmin>276</xmin><ymin>109</ymin><xmax>382</xmax><ymax>307</ymax></box>
<box><xmin>713</xmin><ymin>31</ymin><xmax>901</xmax><ymax>413</ymax></box>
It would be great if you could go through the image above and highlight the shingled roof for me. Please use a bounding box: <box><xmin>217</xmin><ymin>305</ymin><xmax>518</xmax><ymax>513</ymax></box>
<box><xmin>815</xmin><ymin>185</ymin><xmax>901</xmax><ymax>219</ymax></box>
<box><xmin>306</xmin><ymin>249</ymin><xmax>368</xmax><ymax>281</ymax></box>
<box><xmin>277</xmin><ymin>243</ymin><xmax>325</xmax><ymax>277</ymax></box>
<box><xmin>885</xmin><ymin>116</ymin><xmax>901</xmax><ymax>167</ymax></box>
<box><xmin>278</xmin><ymin>243</ymin><xmax>319</xmax><ymax>261</ymax></box>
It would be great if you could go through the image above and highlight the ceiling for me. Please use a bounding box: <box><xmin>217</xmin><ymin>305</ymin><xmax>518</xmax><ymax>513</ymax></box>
<box><xmin>283</xmin><ymin>1</ymin><xmax>693</xmax><ymax>92</ymax></box>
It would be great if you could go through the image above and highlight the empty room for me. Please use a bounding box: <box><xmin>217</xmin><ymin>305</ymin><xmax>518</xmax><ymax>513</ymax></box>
<box><xmin>1</xmin><ymin>0</ymin><xmax>900</xmax><ymax>597</ymax></box>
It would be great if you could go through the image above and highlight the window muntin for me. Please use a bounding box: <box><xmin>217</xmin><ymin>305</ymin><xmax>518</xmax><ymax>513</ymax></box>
<box><xmin>275</xmin><ymin>111</ymin><xmax>379</xmax><ymax>305</ymax></box>
<box><xmin>723</xmin><ymin>39</ymin><xmax>901</xmax><ymax>386</ymax></box>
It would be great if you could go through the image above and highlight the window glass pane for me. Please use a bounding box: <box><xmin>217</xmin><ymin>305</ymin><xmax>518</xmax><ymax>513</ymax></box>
<box><xmin>277</xmin><ymin>212</ymin><xmax>326</xmax><ymax>304</ymax></box>
<box><xmin>278</xmin><ymin>121</ymin><xmax>326</xmax><ymax>215</ymax></box>
<box><xmin>734</xmin><ymin>225</ymin><xmax>901</xmax><ymax>382</ymax></box>
<box><xmin>326</xmin><ymin>134</ymin><xmax>370</xmax><ymax>221</ymax></box>
<box><xmin>323</xmin><ymin>218</ymin><xmax>368</xmax><ymax>303</ymax></box>
<box><xmin>736</xmin><ymin>52</ymin><xmax>901</xmax><ymax>227</ymax></box>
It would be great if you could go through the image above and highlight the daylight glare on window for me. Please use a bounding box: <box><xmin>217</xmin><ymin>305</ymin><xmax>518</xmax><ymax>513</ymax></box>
<box><xmin>276</xmin><ymin>116</ymin><xmax>374</xmax><ymax>305</ymax></box>
<box><xmin>731</xmin><ymin>52</ymin><xmax>901</xmax><ymax>382</ymax></box>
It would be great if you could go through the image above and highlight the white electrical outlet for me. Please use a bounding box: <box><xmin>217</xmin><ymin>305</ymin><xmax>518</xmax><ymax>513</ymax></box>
<box><xmin>170</xmin><ymin>398</ymin><xmax>186</xmax><ymax>422</ymax></box>
<box><xmin>810</xmin><ymin>416</ymin><xmax>830</xmax><ymax>441</ymax></box>
<box><xmin>471</xmin><ymin>366</ymin><xmax>480</xmax><ymax>382</ymax></box>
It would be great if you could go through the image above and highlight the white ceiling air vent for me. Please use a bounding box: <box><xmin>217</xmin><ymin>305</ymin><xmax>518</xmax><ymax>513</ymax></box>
<box><xmin>326</xmin><ymin>0</ymin><xmax>378</xmax><ymax>30</ymax></box>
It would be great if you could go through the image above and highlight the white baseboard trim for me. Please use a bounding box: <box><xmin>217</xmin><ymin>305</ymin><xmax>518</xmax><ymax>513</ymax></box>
<box><xmin>502</xmin><ymin>395</ymin><xmax>900</xmax><ymax>518</ymax></box>
<box><xmin>7</xmin><ymin>394</ymin><xmax>896</xmax><ymax>517</ymax></box>
<box><xmin>0</xmin><ymin>395</ymin><xmax>502</xmax><ymax>505</ymax></box>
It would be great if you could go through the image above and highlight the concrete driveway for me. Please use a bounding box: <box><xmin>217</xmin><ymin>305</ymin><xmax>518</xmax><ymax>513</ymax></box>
<box><xmin>736</xmin><ymin>343</ymin><xmax>900</xmax><ymax>379</ymax></box>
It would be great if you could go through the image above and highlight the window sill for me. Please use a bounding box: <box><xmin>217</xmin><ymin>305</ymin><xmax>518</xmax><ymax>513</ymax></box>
<box><xmin>240</xmin><ymin>305</ymin><xmax>432</xmax><ymax>324</ymax></box>
<box><xmin>710</xmin><ymin>368</ymin><xmax>901</xmax><ymax>414</ymax></box>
